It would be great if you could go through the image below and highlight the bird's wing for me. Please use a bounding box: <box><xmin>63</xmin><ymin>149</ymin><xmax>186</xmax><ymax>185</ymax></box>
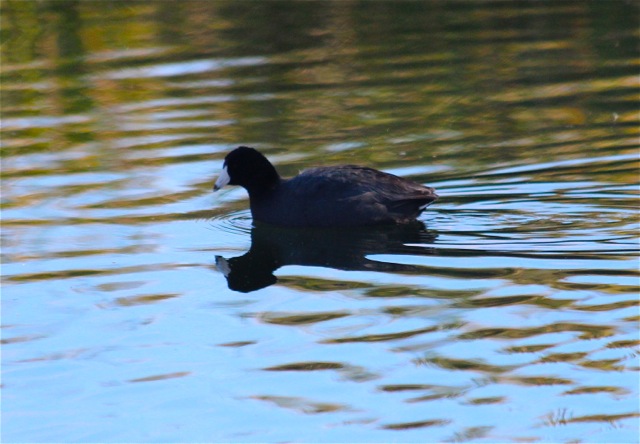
<box><xmin>288</xmin><ymin>166</ymin><xmax>436</xmax><ymax>203</ymax></box>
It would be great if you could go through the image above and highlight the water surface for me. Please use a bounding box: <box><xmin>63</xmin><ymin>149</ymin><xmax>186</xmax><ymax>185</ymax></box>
<box><xmin>2</xmin><ymin>1</ymin><xmax>639</xmax><ymax>442</ymax></box>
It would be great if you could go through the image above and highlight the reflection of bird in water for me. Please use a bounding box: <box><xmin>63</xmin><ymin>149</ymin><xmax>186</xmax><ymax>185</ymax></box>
<box><xmin>215</xmin><ymin>221</ymin><xmax>437</xmax><ymax>293</ymax></box>
<box><xmin>213</xmin><ymin>146</ymin><xmax>438</xmax><ymax>227</ymax></box>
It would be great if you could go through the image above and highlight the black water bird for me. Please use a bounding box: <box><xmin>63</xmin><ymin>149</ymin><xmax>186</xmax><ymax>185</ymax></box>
<box><xmin>213</xmin><ymin>146</ymin><xmax>438</xmax><ymax>227</ymax></box>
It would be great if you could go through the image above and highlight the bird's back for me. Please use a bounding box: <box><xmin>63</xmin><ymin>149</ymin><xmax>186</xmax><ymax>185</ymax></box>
<box><xmin>251</xmin><ymin>165</ymin><xmax>437</xmax><ymax>227</ymax></box>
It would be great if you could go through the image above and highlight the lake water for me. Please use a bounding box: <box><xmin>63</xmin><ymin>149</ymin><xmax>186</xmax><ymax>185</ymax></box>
<box><xmin>2</xmin><ymin>1</ymin><xmax>639</xmax><ymax>442</ymax></box>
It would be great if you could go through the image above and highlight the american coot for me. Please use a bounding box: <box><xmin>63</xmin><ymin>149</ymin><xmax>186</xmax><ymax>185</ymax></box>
<box><xmin>213</xmin><ymin>146</ymin><xmax>438</xmax><ymax>227</ymax></box>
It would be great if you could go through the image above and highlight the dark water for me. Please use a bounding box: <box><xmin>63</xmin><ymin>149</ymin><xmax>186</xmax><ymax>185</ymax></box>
<box><xmin>2</xmin><ymin>1</ymin><xmax>639</xmax><ymax>442</ymax></box>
